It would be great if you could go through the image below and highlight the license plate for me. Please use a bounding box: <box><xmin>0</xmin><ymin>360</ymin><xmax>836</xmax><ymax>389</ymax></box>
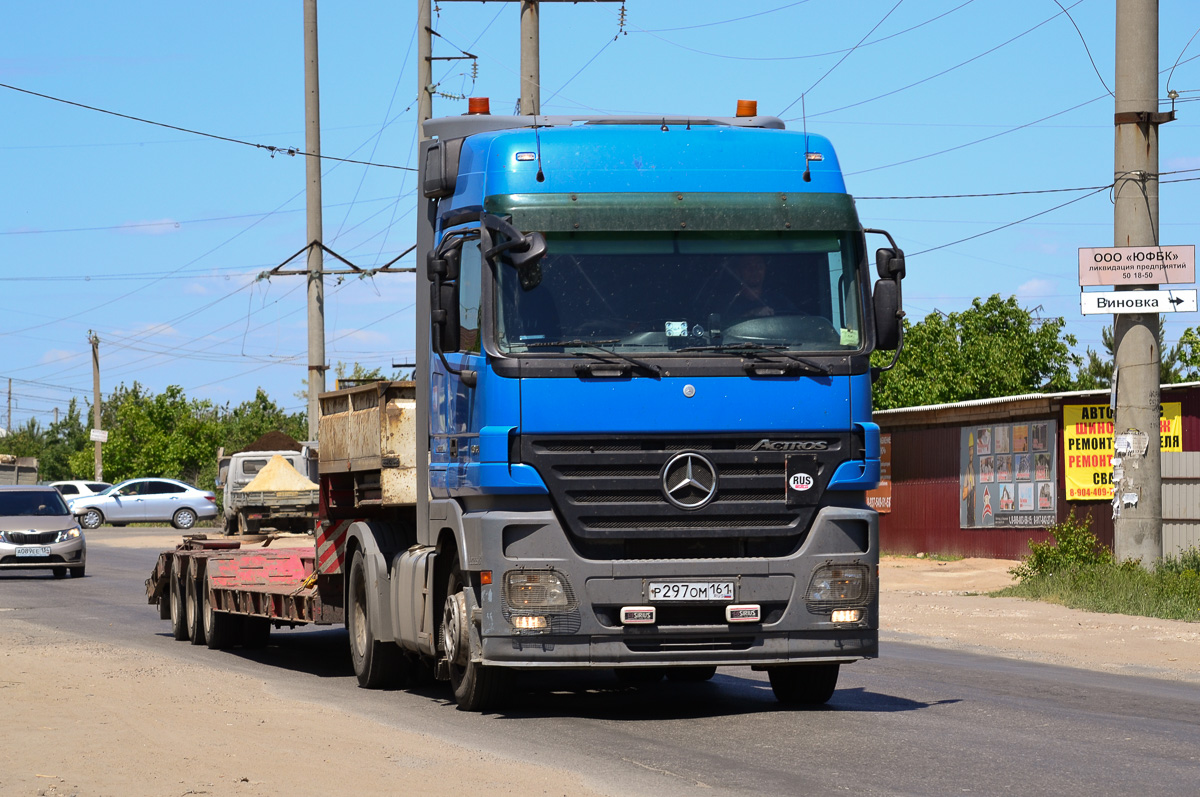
<box><xmin>15</xmin><ymin>546</ymin><xmax>52</xmax><ymax>558</ymax></box>
<box><xmin>648</xmin><ymin>581</ymin><xmax>734</xmax><ymax>602</ymax></box>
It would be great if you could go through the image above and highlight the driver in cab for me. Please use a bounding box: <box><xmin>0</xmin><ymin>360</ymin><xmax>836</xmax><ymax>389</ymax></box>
<box><xmin>724</xmin><ymin>255</ymin><xmax>795</xmax><ymax>320</ymax></box>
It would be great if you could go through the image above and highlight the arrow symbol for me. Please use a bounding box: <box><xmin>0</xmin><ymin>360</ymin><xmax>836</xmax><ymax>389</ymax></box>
<box><xmin>1169</xmin><ymin>296</ymin><xmax>1184</xmax><ymax>307</ymax></box>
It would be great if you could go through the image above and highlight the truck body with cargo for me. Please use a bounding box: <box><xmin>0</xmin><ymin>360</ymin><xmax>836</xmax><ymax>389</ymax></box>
<box><xmin>147</xmin><ymin>102</ymin><xmax>906</xmax><ymax>711</ymax></box>
<box><xmin>216</xmin><ymin>436</ymin><xmax>319</xmax><ymax>535</ymax></box>
<box><xmin>0</xmin><ymin>455</ymin><xmax>38</xmax><ymax>485</ymax></box>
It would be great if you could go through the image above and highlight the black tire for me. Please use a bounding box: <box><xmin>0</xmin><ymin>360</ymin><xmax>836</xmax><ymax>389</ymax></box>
<box><xmin>767</xmin><ymin>663</ymin><xmax>840</xmax><ymax>706</ymax></box>
<box><xmin>348</xmin><ymin>549</ymin><xmax>406</xmax><ymax>688</ymax></box>
<box><xmin>172</xmin><ymin>507</ymin><xmax>198</xmax><ymax>531</ymax></box>
<box><xmin>69</xmin><ymin>565</ymin><xmax>85</xmax><ymax>578</ymax></box>
<box><xmin>614</xmin><ymin>667</ymin><xmax>666</xmax><ymax>684</ymax></box>
<box><xmin>242</xmin><ymin>616</ymin><xmax>271</xmax><ymax>649</ymax></box>
<box><xmin>442</xmin><ymin>563</ymin><xmax>510</xmax><ymax>711</ymax></box>
<box><xmin>79</xmin><ymin>508</ymin><xmax>103</xmax><ymax>530</ymax></box>
<box><xmin>203</xmin><ymin>584</ymin><xmax>236</xmax><ymax>650</ymax></box>
<box><xmin>666</xmin><ymin>666</ymin><xmax>717</xmax><ymax>683</ymax></box>
<box><xmin>169</xmin><ymin>564</ymin><xmax>189</xmax><ymax>640</ymax></box>
<box><xmin>186</xmin><ymin>566</ymin><xmax>206</xmax><ymax>646</ymax></box>
<box><xmin>51</xmin><ymin>567</ymin><xmax>67</xmax><ymax>579</ymax></box>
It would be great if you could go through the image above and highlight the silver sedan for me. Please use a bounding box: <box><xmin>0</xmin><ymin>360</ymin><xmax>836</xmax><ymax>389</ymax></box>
<box><xmin>70</xmin><ymin>478</ymin><xmax>218</xmax><ymax>530</ymax></box>
<box><xmin>0</xmin><ymin>485</ymin><xmax>86</xmax><ymax>578</ymax></box>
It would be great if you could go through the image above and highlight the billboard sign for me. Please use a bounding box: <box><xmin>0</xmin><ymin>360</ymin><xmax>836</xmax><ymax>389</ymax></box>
<box><xmin>1078</xmin><ymin>245</ymin><xmax>1195</xmax><ymax>286</ymax></box>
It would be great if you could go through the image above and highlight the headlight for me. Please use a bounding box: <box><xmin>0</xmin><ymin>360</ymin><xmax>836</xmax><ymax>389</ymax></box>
<box><xmin>55</xmin><ymin>528</ymin><xmax>82</xmax><ymax>543</ymax></box>
<box><xmin>805</xmin><ymin>563</ymin><xmax>871</xmax><ymax>610</ymax></box>
<box><xmin>504</xmin><ymin>570</ymin><xmax>572</xmax><ymax>610</ymax></box>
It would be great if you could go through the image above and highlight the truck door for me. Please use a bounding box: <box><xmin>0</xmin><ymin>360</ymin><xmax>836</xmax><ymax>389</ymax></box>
<box><xmin>430</xmin><ymin>238</ymin><xmax>482</xmax><ymax>496</ymax></box>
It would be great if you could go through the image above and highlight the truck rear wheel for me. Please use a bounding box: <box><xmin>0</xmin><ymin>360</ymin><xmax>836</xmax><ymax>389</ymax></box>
<box><xmin>169</xmin><ymin>564</ymin><xmax>189</xmax><ymax>640</ymax></box>
<box><xmin>767</xmin><ymin>663</ymin><xmax>840</xmax><ymax>706</ymax></box>
<box><xmin>348</xmin><ymin>549</ymin><xmax>406</xmax><ymax>688</ymax></box>
<box><xmin>441</xmin><ymin>564</ymin><xmax>510</xmax><ymax>712</ymax></box>
<box><xmin>242</xmin><ymin>616</ymin><xmax>271</xmax><ymax>648</ymax></box>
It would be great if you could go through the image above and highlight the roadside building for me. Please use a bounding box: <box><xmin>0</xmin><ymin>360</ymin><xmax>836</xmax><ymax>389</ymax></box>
<box><xmin>872</xmin><ymin>383</ymin><xmax>1200</xmax><ymax>559</ymax></box>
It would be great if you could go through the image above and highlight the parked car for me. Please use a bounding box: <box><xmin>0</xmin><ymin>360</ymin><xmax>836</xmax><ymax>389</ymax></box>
<box><xmin>49</xmin><ymin>480</ymin><xmax>113</xmax><ymax>498</ymax></box>
<box><xmin>0</xmin><ymin>485</ymin><xmax>86</xmax><ymax>578</ymax></box>
<box><xmin>70</xmin><ymin>478</ymin><xmax>218</xmax><ymax>530</ymax></box>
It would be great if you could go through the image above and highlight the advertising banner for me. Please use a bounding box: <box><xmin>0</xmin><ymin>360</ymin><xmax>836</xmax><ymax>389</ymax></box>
<box><xmin>866</xmin><ymin>433</ymin><xmax>892</xmax><ymax>513</ymax></box>
<box><xmin>960</xmin><ymin>421</ymin><xmax>1057</xmax><ymax>528</ymax></box>
<box><xmin>1063</xmin><ymin>403</ymin><xmax>1182</xmax><ymax>500</ymax></box>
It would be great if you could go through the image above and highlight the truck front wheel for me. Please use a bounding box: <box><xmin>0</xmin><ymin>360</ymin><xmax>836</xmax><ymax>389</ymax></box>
<box><xmin>767</xmin><ymin>663</ymin><xmax>840</xmax><ymax>706</ymax></box>
<box><xmin>348</xmin><ymin>549</ymin><xmax>406</xmax><ymax>688</ymax></box>
<box><xmin>441</xmin><ymin>564</ymin><xmax>510</xmax><ymax>712</ymax></box>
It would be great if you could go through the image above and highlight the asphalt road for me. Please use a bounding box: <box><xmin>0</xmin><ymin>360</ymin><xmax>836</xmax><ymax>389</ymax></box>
<box><xmin>4</xmin><ymin>528</ymin><xmax>1199</xmax><ymax>796</ymax></box>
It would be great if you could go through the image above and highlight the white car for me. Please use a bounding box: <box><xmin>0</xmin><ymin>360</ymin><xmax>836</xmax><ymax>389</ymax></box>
<box><xmin>50</xmin><ymin>480</ymin><xmax>113</xmax><ymax>499</ymax></box>
<box><xmin>70</xmin><ymin>478</ymin><xmax>218</xmax><ymax>530</ymax></box>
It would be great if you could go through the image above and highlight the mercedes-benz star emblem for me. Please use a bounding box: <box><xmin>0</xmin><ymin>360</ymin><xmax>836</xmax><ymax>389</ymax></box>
<box><xmin>661</xmin><ymin>452</ymin><xmax>718</xmax><ymax>510</ymax></box>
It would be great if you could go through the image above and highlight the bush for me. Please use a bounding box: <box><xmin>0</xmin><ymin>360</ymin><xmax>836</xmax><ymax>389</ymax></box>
<box><xmin>1009</xmin><ymin>510</ymin><xmax>1112</xmax><ymax>582</ymax></box>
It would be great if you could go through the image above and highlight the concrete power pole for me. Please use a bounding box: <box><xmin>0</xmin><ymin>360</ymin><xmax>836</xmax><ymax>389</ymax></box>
<box><xmin>519</xmin><ymin>0</ymin><xmax>541</xmax><ymax>115</ymax></box>
<box><xmin>418</xmin><ymin>0</ymin><xmax>433</xmax><ymax>138</ymax></box>
<box><xmin>90</xmin><ymin>332</ymin><xmax>102</xmax><ymax>481</ymax></box>
<box><xmin>304</xmin><ymin>0</ymin><xmax>326</xmax><ymax>440</ymax></box>
<box><xmin>1112</xmin><ymin>0</ymin><xmax>1168</xmax><ymax>566</ymax></box>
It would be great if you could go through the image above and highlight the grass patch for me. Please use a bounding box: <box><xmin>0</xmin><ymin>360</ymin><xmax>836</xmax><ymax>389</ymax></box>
<box><xmin>997</xmin><ymin>511</ymin><xmax>1200</xmax><ymax>622</ymax></box>
<box><xmin>882</xmin><ymin>551</ymin><xmax>964</xmax><ymax>562</ymax></box>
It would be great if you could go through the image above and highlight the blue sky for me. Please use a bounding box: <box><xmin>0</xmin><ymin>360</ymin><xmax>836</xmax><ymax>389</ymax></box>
<box><xmin>2</xmin><ymin>0</ymin><xmax>1198</xmax><ymax>430</ymax></box>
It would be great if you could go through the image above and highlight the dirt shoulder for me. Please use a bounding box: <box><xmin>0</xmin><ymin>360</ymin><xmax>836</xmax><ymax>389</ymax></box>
<box><xmin>879</xmin><ymin>556</ymin><xmax>1200</xmax><ymax>683</ymax></box>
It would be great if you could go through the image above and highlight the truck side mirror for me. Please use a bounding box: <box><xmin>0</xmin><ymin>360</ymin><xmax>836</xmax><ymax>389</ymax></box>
<box><xmin>873</xmin><ymin>278</ymin><xmax>901</xmax><ymax>350</ymax></box>
<box><xmin>438</xmin><ymin>282</ymin><xmax>461</xmax><ymax>352</ymax></box>
<box><xmin>876</xmin><ymin>247</ymin><xmax>905</xmax><ymax>280</ymax></box>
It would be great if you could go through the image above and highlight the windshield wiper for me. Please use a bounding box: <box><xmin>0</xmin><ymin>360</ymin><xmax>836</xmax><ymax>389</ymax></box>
<box><xmin>527</xmin><ymin>339</ymin><xmax>662</xmax><ymax>378</ymax></box>
<box><xmin>677</xmin><ymin>343</ymin><xmax>830</xmax><ymax>375</ymax></box>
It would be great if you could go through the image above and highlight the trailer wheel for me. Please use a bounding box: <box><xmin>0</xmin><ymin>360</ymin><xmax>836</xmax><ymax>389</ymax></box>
<box><xmin>441</xmin><ymin>563</ymin><xmax>510</xmax><ymax>712</ymax></box>
<box><xmin>767</xmin><ymin>663</ymin><xmax>840</xmax><ymax>706</ymax></box>
<box><xmin>186</xmin><ymin>565</ymin><xmax>206</xmax><ymax>646</ymax></box>
<box><xmin>202</xmin><ymin>585</ymin><xmax>236</xmax><ymax>650</ymax></box>
<box><xmin>348</xmin><ymin>549</ymin><xmax>406</xmax><ymax>688</ymax></box>
<box><xmin>169</xmin><ymin>564</ymin><xmax>189</xmax><ymax>640</ymax></box>
<box><xmin>242</xmin><ymin>617</ymin><xmax>271</xmax><ymax>649</ymax></box>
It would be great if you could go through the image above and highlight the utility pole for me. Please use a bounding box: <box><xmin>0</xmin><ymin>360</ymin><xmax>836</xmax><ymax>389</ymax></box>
<box><xmin>1112</xmin><ymin>0</ymin><xmax>1170</xmax><ymax>566</ymax></box>
<box><xmin>6</xmin><ymin>378</ymin><xmax>11</xmax><ymax>434</ymax></box>
<box><xmin>304</xmin><ymin>0</ymin><xmax>326</xmax><ymax>440</ymax></box>
<box><xmin>90</xmin><ymin>332</ymin><xmax>102</xmax><ymax>481</ymax></box>
<box><xmin>418</xmin><ymin>0</ymin><xmax>433</xmax><ymax>138</ymax></box>
<box><xmin>419</xmin><ymin>0</ymin><xmax>621</xmax><ymax>129</ymax></box>
<box><xmin>519</xmin><ymin>0</ymin><xmax>541</xmax><ymax>115</ymax></box>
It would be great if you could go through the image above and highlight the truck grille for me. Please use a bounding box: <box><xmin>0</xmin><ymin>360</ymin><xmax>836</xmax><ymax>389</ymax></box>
<box><xmin>520</xmin><ymin>434</ymin><xmax>849</xmax><ymax>559</ymax></box>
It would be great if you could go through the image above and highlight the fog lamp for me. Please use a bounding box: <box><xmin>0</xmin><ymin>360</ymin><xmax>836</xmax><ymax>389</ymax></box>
<box><xmin>831</xmin><ymin>609</ymin><xmax>862</xmax><ymax>624</ymax></box>
<box><xmin>511</xmin><ymin>615</ymin><xmax>548</xmax><ymax>630</ymax></box>
<box><xmin>504</xmin><ymin>570</ymin><xmax>570</xmax><ymax>609</ymax></box>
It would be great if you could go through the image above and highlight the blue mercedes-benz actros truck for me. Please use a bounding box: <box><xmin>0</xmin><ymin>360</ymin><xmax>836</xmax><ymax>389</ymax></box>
<box><xmin>366</xmin><ymin>101</ymin><xmax>909</xmax><ymax>710</ymax></box>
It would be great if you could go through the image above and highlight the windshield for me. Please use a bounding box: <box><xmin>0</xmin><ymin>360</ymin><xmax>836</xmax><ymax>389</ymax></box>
<box><xmin>496</xmin><ymin>231</ymin><xmax>862</xmax><ymax>354</ymax></box>
<box><xmin>0</xmin><ymin>490</ymin><xmax>71</xmax><ymax>516</ymax></box>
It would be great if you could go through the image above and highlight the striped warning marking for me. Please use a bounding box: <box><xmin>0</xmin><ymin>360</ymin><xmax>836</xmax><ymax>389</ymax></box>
<box><xmin>316</xmin><ymin>519</ymin><xmax>352</xmax><ymax>574</ymax></box>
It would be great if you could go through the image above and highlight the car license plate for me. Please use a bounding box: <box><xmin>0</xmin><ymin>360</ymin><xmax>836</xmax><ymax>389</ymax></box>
<box><xmin>648</xmin><ymin>581</ymin><xmax>734</xmax><ymax>602</ymax></box>
<box><xmin>15</xmin><ymin>546</ymin><xmax>52</xmax><ymax>558</ymax></box>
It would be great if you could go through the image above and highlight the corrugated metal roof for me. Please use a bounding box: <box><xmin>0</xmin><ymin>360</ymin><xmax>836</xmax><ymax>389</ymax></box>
<box><xmin>875</xmin><ymin>381</ymin><xmax>1200</xmax><ymax>417</ymax></box>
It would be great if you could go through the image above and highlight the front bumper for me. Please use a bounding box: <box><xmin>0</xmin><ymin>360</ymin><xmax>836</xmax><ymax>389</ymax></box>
<box><xmin>0</xmin><ymin>538</ymin><xmax>86</xmax><ymax>571</ymax></box>
<box><xmin>456</xmin><ymin>502</ymin><xmax>878</xmax><ymax>669</ymax></box>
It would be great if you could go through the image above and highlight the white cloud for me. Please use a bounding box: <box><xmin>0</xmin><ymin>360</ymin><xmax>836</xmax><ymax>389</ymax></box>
<box><xmin>184</xmin><ymin>282</ymin><xmax>208</xmax><ymax>296</ymax></box>
<box><xmin>39</xmin><ymin>348</ymin><xmax>78</xmax><ymax>365</ymax></box>
<box><xmin>1165</xmin><ymin>156</ymin><xmax>1200</xmax><ymax>172</ymax></box>
<box><xmin>1017</xmin><ymin>278</ymin><xmax>1056</xmax><ymax>298</ymax></box>
<box><xmin>333</xmin><ymin>329</ymin><xmax>390</xmax><ymax>346</ymax></box>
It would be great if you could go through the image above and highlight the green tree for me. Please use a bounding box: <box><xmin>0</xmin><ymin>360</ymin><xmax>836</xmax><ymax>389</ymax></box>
<box><xmin>1073</xmin><ymin>322</ymin><xmax>1193</xmax><ymax>389</ymax></box>
<box><xmin>871</xmin><ymin>295</ymin><xmax>1079</xmax><ymax>410</ymax></box>
<box><xmin>93</xmin><ymin>383</ymin><xmax>223</xmax><ymax>485</ymax></box>
<box><xmin>41</xmin><ymin>399</ymin><xmax>90</xmax><ymax>481</ymax></box>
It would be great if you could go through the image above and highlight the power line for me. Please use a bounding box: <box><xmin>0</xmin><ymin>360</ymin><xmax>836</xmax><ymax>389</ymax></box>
<box><xmin>908</xmin><ymin>186</ymin><xmax>1110</xmax><ymax>257</ymax></box>
<box><xmin>0</xmin><ymin>82</ymin><xmax>417</xmax><ymax>172</ymax></box>
<box><xmin>779</xmin><ymin>0</ymin><xmax>906</xmax><ymax>116</ymax></box>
